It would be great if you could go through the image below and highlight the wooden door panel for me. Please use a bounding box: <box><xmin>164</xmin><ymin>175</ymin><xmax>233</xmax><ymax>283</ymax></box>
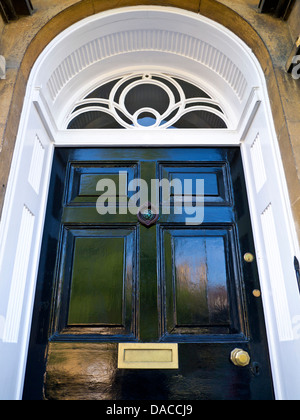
<box><xmin>52</xmin><ymin>226</ymin><xmax>138</xmax><ymax>341</ymax></box>
<box><xmin>159</xmin><ymin>163</ymin><xmax>230</xmax><ymax>205</ymax></box>
<box><xmin>66</xmin><ymin>162</ymin><xmax>138</xmax><ymax>205</ymax></box>
<box><xmin>160</xmin><ymin>227</ymin><xmax>245</xmax><ymax>340</ymax></box>
<box><xmin>69</xmin><ymin>236</ymin><xmax>125</xmax><ymax>325</ymax></box>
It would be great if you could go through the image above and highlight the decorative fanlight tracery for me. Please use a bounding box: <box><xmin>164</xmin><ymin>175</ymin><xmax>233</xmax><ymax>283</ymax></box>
<box><xmin>66</xmin><ymin>73</ymin><xmax>228</xmax><ymax>130</ymax></box>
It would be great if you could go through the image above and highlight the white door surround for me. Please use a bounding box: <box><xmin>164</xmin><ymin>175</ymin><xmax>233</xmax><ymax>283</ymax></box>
<box><xmin>0</xmin><ymin>6</ymin><xmax>299</xmax><ymax>400</ymax></box>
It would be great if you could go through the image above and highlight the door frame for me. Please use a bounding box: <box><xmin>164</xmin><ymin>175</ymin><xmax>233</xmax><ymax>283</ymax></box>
<box><xmin>0</xmin><ymin>6</ymin><xmax>299</xmax><ymax>400</ymax></box>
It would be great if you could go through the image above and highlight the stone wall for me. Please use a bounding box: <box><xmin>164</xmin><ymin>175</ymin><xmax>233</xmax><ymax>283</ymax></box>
<box><xmin>287</xmin><ymin>0</ymin><xmax>300</xmax><ymax>41</ymax></box>
<box><xmin>0</xmin><ymin>13</ymin><xmax>4</xmax><ymax>39</ymax></box>
<box><xmin>0</xmin><ymin>0</ymin><xmax>299</xmax><ymax>241</ymax></box>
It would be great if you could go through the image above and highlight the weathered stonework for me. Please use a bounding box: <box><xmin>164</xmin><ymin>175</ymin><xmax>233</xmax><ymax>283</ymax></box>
<box><xmin>0</xmin><ymin>0</ymin><xmax>299</xmax><ymax>239</ymax></box>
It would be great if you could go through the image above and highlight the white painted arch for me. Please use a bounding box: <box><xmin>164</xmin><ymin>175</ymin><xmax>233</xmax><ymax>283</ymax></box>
<box><xmin>0</xmin><ymin>6</ymin><xmax>299</xmax><ymax>400</ymax></box>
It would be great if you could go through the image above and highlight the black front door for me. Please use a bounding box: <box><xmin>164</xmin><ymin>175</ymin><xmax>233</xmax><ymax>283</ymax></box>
<box><xmin>23</xmin><ymin>147</ymin><xmax>274</xmax><ymax>400</ymax></box>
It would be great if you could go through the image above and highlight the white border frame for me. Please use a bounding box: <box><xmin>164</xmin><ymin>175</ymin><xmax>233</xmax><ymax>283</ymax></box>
<box><xmin>0</xmin><ymin>6</ymin><xmax>299</xmax><ymax>400</ymax></box>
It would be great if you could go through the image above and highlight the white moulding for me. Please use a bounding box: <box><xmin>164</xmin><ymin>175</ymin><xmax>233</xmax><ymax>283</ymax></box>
<box><xmin>0</xmin><ymin>55</ymin><xmax>6</xmax><ymax>80</ymax></box>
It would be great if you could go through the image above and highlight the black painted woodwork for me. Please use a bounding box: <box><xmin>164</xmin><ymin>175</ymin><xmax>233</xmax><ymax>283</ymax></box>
<box><xmin>0</xmin><ymin>0</ymin><xmax>34</xmax><ymax>22</ymax></box>
<box><xmin>258</xmin><ymin>0</ymin><xmax>294</xmax><ymax>18</ymax></box>
<box><xmin>23</xmin><ymin>147</ymin><xmax>274</xmax><ymax>400</ymax></box>
<box><xmin>295</xmin><ymin>257</ymin><xmax>300</xmax><ymax>294</ymax></box>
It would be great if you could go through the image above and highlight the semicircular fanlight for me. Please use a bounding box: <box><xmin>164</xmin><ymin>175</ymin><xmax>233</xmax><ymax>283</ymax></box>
<box><xmin>66</xmin><ymin>73</ymin><xmax>228</xmax><ymax>130</ymax></box>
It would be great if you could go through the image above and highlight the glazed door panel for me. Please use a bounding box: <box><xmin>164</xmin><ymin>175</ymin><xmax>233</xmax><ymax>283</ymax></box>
<box><xmin>23</xmin><ymin>148</ymin><xmax>274</xmax><ymax>400</ymax></box>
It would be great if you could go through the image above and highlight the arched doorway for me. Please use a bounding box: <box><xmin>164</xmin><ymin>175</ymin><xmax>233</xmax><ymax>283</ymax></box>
<box><xmin>0</xmin><ymin>6</ymin><xmax>299</xmax><ymax>400</ymax></box>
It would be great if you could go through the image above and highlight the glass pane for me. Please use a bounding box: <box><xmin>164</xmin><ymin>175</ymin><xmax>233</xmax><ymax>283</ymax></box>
<box><xmin>86</xmin><ymin>79</ymin><xmax>121</xmax><ymax>100</ymax></box>
<box><xmin>173</xmin><ymin>111</ymin><xmax>227</xmax><ymax>129</ymax></box>
<box><xmin>174</xmin><ymin>78</ymin><xmax>211</xmax><ymax>99</ymax></box>
<box><xmin>67</xmin><ymin>111</ymin><xmax>124</xmax><ymax>129</ymax></box>
<box><xmin>137</xmin><ymin>116</ymin><xmax>157</xmax><ymax>127</ymax></box>
<box><xmin>124</xmin><ymin>84</ymin><xmax>170</xmax><ymax>115</ymax></box>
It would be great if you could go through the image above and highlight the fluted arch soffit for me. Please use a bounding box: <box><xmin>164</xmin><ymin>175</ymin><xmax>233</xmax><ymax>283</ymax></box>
<box><xmin>33</xmin><ymin>7</ymin><xmax>262</xmax><ymax>130</ymax></box>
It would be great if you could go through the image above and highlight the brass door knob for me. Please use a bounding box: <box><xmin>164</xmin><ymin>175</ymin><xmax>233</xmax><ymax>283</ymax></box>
<box><xmin>230</xmin><ymin>348</ymin><xmax>251</xmax><ymax>367</ymax></box>
<box><xmin>244</xmin><ymin>252</ymin><xmax>254</xmax><ymax>263</ymax></box>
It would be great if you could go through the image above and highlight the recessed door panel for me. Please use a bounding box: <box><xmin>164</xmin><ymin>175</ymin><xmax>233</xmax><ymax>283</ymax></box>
<box><xmin>68</xmin><ymin>236</ymin><xmax>125</xmax><ymax>326</ymax></box>
<box><xmin>159</xmin><ymin>163</ymin><xmax>230</xmax><ymax>204</ymax></box>
<box><xmin>66</xmin><ymin>163</ymin><xmax>138</xmax><ymax>205</ymax></box>
<box><xmin>160</xmin><ymin>227</ymin><xmax>244</xmax><ymax>338</ymax></box>
<box><xmin>52</xmin><ymin>227</ymin><xmax>138</xmax><ymax>340</ymax></box>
